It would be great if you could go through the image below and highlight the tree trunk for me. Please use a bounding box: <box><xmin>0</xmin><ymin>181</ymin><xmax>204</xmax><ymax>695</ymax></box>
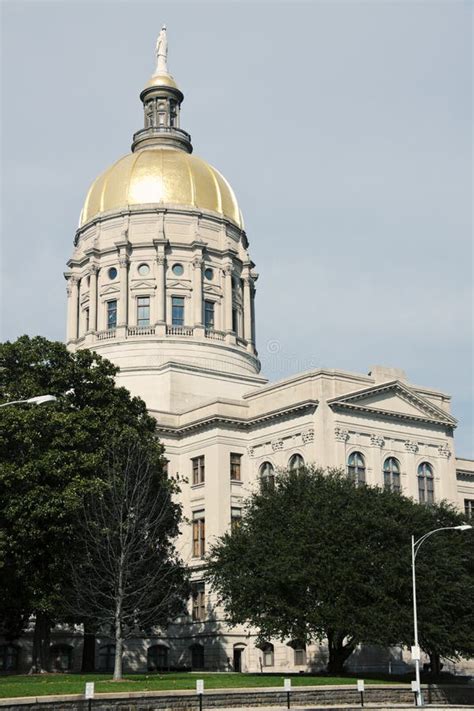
<box><xmin>326</xmin><ymin>630</ymin><xmax>355</xmax><ymax>675</ymax></box>
<box><xmin>113</xmin><ymin>619</ymin><xmax>123</xmax><ymax>680</ymax></box>
<box><xmin>29</xmin><ymin>611</ymin><xmax>51</xmax><ymax>674</ymax></box>
<box><xmin>81</xmin><ymin>621</ymin><xmax>96</xmax><ymax>672</ymax></box>
<box><xmin>113</xmin><ymin>568</ymin><xmax>123</xmax><ymax>681</ymax></box>
<box><xmin>428</xmin><ymin>651</ymin><xmax>442</xmax><ymax>677</ymax></box>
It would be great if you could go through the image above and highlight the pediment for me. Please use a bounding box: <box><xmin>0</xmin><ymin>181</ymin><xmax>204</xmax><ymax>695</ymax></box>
<box><xmin>167</xmin><ymin>280</ymin><xmax>190</xmax><ymax>290</ymax></box>
<box><xmin>130</xmin><ymin>279</ymin><xmax>156</xmax><ymax>291</ymax></box>
<box><xmin>203</xmin><ymin>284</ymin><xmax>222</xmax><ymax>296</ymax></box>
<box><xmin>327</xmin><ymin>381</ymin><xmax>456</xmax><ymax>427</ymax></box>
<box><xmin>100</xmin><ymin>284</ymin><xmax>120</xmax><ymax>296</ymax></box>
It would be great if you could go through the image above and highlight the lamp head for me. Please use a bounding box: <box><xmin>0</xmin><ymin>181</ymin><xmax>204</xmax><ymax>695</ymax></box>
<box><xmin>27</xmin><ymin>395</ymin><xmax>57</xmax><ymax>405</ymax></box>
<box><xmin>455</xmin><ymin>524</ymin><xmax>473</xmax><ymax>531</ymax></box>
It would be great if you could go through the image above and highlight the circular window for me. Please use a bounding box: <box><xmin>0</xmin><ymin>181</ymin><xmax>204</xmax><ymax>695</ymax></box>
<box><xmin>172</xmin><ymin>263</ymin><xmax>184</xmax><ymax>276</ymax></box>
<box><xmin>204</xmin><ymin>268</ymin><xmax>214</xmax><ymax>281</ymax></box>
<box><xmin>138</xmin><ymin>263</ymin><xmax>150</xmax><ymax>276</ymax></box>
<box><xmin>108</xmin><ymin>267</ymin><xmax>117</xmax><ymax>280</ymax></box>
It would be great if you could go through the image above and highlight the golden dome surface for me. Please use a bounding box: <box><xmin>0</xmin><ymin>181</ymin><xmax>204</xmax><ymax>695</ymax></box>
<box><xmin>80</xmin><ymin>147</ymin><xmax>243</xmax><ymax>229</ymax></box>
<box><xmin>144</xmin><ymin>72</ymin><xmax>179</xmax><ymax>90</ymax></box>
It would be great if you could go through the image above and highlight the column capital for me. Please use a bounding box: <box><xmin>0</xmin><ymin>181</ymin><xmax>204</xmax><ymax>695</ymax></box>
<box><xmin>119</xmin><ymin>256</ymin><xmax>129</xmax><ymax>268</ymax></box>
<box><xmin>89</xmin><ymin>262</ymin><xmax>99</xmax><ymax>274</ymax></box>
<box><xmin>192</xmin><ymin>256</ymin><xmax>203</xmax><ymax>269</ymax></box>
<box><xmin>156</xmin><ymin>254</ymin><xmax>166</xmax><ymax>266</ymax></box>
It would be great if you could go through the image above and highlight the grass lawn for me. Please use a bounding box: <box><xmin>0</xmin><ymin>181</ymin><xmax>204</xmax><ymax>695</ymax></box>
<box><xmin>0</xmin><ymin>672</ymin><xmax>397</xmax><ymax>698</ymax></box>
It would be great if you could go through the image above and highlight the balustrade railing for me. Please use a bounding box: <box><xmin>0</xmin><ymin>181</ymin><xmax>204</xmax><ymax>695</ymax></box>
<box><xmin>166</xmin><ymin>325</ymin><xmax>194</xmax><ymax>337</ymax></box>
<box><xmin>97</xmin><ymin>329</ymin><xmax>116</xmax><ymax>341</ymax></box>
<box><xmin>127</xmin><ymin>325</ymin><xmax>156</xmax><ymax>337</ymax></box>
<box><xmin>205</xmin><ymin>329</ymin><xmax>225</xmax><ymax>341</ymax></box>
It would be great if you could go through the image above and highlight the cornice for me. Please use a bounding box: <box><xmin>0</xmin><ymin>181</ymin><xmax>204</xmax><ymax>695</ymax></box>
<box><xmin>112</xmin><ymin>359</ymin><xmax>267</xmax><ymax>386</ymax></box>
<box><xmin>155</xmin><ymin>399</ymin><xmax>318</xmax><ymax>438</ymax></box>
<box><xmin>75</xmin><ymin>205</ymin><xmax>247</xmax><ymax>247</ymax></box>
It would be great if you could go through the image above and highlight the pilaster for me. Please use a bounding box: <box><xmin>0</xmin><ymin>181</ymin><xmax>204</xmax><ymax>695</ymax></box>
<box><xmin>67</xmin><ymin>276</ymin><xmax>79</xmax><ymax>342</ymax></box>
<box><xmin>89</xmin><ymin>263</ymin><xmax>98</xmax><ymax>332</ymax></box>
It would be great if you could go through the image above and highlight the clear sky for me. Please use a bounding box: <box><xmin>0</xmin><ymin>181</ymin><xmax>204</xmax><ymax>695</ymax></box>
<box><xmin>1</xmin><ymin>1</ymin><xmax>472</xmax><ymax>456</ymax></box>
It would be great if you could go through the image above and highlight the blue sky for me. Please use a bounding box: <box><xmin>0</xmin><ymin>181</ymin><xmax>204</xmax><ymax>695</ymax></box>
<box><xmin>1</xmin><ymin>1</ymin><xmax>472</xmax><ymax>455</ymax></box>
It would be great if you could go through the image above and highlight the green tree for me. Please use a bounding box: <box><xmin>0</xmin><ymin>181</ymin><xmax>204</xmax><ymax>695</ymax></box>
<box><xmin>0</xmin><ymin>336</ymin><xmax>163</xmax><ymax>672</ymax></box>
<box><xmin>412</xmin><ymin>501</ymin><xmax>474</xmax><ymax>675</ymax></box>
<box><xmin>207</xmin><ymin>466</ymin><xmax>473</xmax><ymax>674</ymax></box>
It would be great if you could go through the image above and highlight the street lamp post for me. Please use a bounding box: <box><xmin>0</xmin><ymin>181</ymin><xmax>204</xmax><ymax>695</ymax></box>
<box><xmin>0</xmin><ymin>395</ymin><xmax>57</xmax><ymax>408</ymax></box>
<box><xmin>411</xmin><ymin>524</ymin><xmax>472</xmax><ymax>707</ymax></box>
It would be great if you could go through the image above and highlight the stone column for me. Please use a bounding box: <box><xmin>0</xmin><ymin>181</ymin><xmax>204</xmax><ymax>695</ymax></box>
<box><xmin>89</xmin><ymin>264</ymin><xmax>98</xmax><ymax>332</ymax></box>
<box><xmin>118</xmin><ymin>256</ymin><xmax>129</xmax><ymax>327</ymax></box>
<box><xmin>193</xmin><ymin>257</ymin><xmax>203</xmax><ymax>327</ymax></box>
<box><xmin>224</xmin><ymin>264</ymin><xmax>233</xmax><ymax>333</ymax></box>
<box><xmin>242</xmin><ymin>274</ymin><xmax>252</xmax><ymax>343</ymax></box>
<box><xmin>250</xmin><ymin>283</ymin><xmax>257</xmax><ymax>347</ymax></box>
<box><xmin>77</xmin><ymin>274</ymin><xmax>88</xmax><ymax>338</ymax></box>
<box><xmin>67</xmin><ymin>276</ymin><xmax>79</xmax><ymax>342</ymax></box>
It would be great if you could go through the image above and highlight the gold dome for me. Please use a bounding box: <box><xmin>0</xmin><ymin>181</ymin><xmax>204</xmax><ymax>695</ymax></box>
<box><xmin>80</xmin><ymin>147</ymin><xmax>244</xmax><ymax>229</ymax></box>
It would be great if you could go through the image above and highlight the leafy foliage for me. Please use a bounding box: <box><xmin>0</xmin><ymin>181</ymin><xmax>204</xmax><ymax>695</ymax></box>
<box><xmin>0</xmin><ymin>336</ymin><xmax>164</xmax><ymax>668</ymax></box>
<box><xmin>207</xmin><ymin>466</ymin><xmax>473</xmax><ymax>672</ymax></box>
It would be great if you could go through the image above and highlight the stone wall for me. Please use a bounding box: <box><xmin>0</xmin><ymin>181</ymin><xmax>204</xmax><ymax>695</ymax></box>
<box><xmin>0</xmin><ymin>684</ymin><xmax>473</xmax><ymax>710</ymax></box>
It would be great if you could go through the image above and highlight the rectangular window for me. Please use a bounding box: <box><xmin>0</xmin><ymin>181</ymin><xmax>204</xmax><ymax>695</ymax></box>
<box><xmin>232</xmin><ymin>308</ymin><xmax>238</xmax><ymax>334</ymax></box>
<box><xmin>418</xmin><ymin>478</ymin><xmax>425</xmax><ymax>503</ymax></box>
<box><xmin>192</xmin><ymin>455</ymin><xmax>205</xmax><ymax>485</ymax></box>
<box><xmin>294</xmin><ymin>649</ymin><xmax>306</xmax><ymax>666</ymax></box>
<box><xmin>191</xmin><ymin>582</ymin><xmax>206</xmax><ymax>621</ymax></box>
<box><xmin>204</xmin><ymin>300</ymin><xmax>215</xmax><ymax>329</ymax></box>
<box><xmin>137</xmin><ymin>296</ymin><xmax>150</xmax><ymax>326</ymax></box>
<box><xmin>107</xmin><ymin>300</ymin><xmax>117</xmax><ymax>329</ymax></box>
<box><xmin>172</xmin><ymin>296</ymin><xmax>185</xmax><ymax>326</ymax></box>
<box><xmin>192</xmin><ymin>512</ymin><xmax>205</xmax><ymax>558</ymax></box>
<box><xmin>230</xmin><ymin>452</ymin><xmax>242</xmax><ymax>481</ymax></box>
<box><xmin>231</xmin><ymin>507</ymin><xmax>242</xmax><ymax>533</ymax></box>
<box><xmin>426</xmin><ymin>476</ymin><xmax>434</xmax><ymax>504</ymax></box>
<box><xmin>465</xmin><ymin>499</ymin><xmax>474</xmax><ymax>519</ymax></box>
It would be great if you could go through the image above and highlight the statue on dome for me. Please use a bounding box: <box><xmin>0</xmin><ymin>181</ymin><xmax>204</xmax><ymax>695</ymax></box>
<box><xmin>155</xmin><ymin>25</ymin><xmax>168</xmax><ymax>74</ymax></box>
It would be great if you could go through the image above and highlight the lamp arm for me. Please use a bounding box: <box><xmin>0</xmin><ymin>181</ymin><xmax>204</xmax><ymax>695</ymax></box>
<box><xmin>414</xmin><ymin>526</ymin><xmax>461</xmax><ymax>558</ymax></box>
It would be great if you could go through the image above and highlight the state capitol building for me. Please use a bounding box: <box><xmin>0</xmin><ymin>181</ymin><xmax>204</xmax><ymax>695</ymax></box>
<box><xmin>13</xmin><ymin>29</ymin><xmax>474</xmax><ymax>675</ymax></box>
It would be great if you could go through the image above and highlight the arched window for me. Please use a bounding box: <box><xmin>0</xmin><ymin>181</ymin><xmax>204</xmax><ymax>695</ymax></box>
<box><xmin>98</xmin><ymin>644</ymin><xmax>115</xmax><ymax>673</ymax></box>
<box><xmin>418</xmin><ymin>462</ymin><xmax>434</xmax><ymax>504</ymax></box>
<box><xmin>383</xmin><ymin>457</ymin><xmax>401</xmax><ymax>493</ymax></box>
<box><xmin>190</xmin><ymin>643</ymin><xmax>204</xmax><ymax>670</ymax></box>
<box><xmin>288</xmin><ymin>639</ymin><xmax>306</xmax><ymax>666</ymax></box>
<box><xmin>289</xmin><ymin>454</ymin><xmax>304</xmax><ymax>472</ymax></box>
<box><xmin>347</xmin><ymin>452</ymin><xmax>366</xmax><ymax>485</ymax></box>
<box><xmin>260</xmin><ymin>642</ymin><xmax>274</xmax><ymax>667</ymax></box>
<box><xmin>259</xmin><ymin>462</ymin><xmax>275</xmax><ymax>492</ymax></box>
<box><xmin>50</xmin><ymin>644</ymin><xmax>73</xmax><ymax>672</ymax></box>
<box><xmin>0</xmin><ymin>644</ymin><xmax>19</xmax><ymax>672</ymax></box>
<box><xmin>147</xmin><ymin>644</ymin><xmax>168</xmax><ymax>671</ymax></box>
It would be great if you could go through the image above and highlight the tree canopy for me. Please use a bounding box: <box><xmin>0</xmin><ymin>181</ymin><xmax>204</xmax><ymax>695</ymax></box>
<box><xmin>206</xmin><ymin>466</ymin><xmax>473</xmax><ymax>673</ymax></box>
<box><xmin>0</xmin><ymin>336</ymin><xmax>169</xmax><ymax>671</ymax></box>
